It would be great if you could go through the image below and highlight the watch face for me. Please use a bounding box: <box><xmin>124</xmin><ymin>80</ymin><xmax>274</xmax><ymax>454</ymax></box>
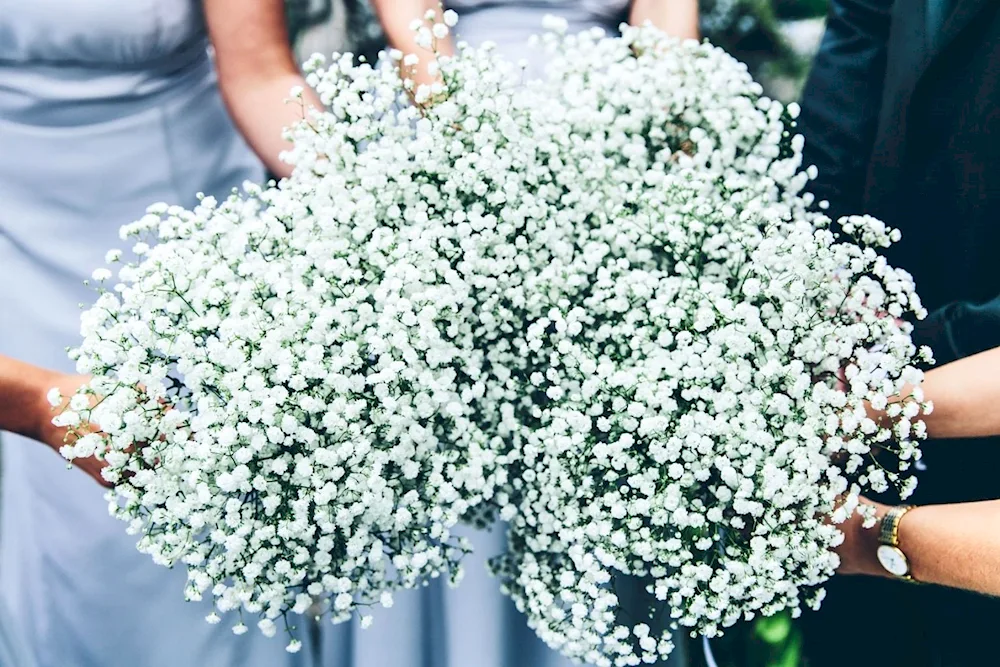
<box><xmin>877</xmin><ymin>545</ymin><xmax>909</xmax><ymax>577</ymax></box>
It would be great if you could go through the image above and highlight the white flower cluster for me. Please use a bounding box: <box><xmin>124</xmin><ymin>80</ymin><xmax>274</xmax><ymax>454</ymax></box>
<box><xmin>56</xmin><ymin>12</ymin><xmax>543</xmax><ymax>649</ymax></box>
<box><xmin>57</xmin><ymin>16</ymin><xmax>930</xmax><ymax>665</ymax></box>
<box><xmin>480</xmin><ymin>25</ymin><xmax>931</xmax><ymax>667</ymax></box>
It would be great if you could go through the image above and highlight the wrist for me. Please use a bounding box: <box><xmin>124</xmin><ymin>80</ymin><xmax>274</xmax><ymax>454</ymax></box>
<box><xmin>894</xmin><ymin>505</ymin><xmax>926</xmax><ymax>581</ymax></box>
<box><xmin>873</xmin><ymin>504</ymin><xmax>923</xmax><ymax>582</ymax></box>
<box><xmin>0</xmin><ymin>360</ymin><xmax>51</xmax><ymax>439</ymax></box>
<box><xmin>24</xmin><ymin>368</ymin><xmax>61</xmax><ymax>443</ymax></box>
<box><xmin>838</xmin><ymin>500</ymin><xmax>891</xmax><ymax>577</ymax></box>
<box><xmin>857</xmin><ymin>504</ymin><xmax>890</xmax><ymax>577</ymax></box>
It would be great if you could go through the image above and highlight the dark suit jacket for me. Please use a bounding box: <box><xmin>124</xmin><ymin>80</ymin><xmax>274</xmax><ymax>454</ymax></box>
<box><xmin>798</xmin><ymin>1</ymin><xmax>1000</xmax><ymax>665</ymax></box>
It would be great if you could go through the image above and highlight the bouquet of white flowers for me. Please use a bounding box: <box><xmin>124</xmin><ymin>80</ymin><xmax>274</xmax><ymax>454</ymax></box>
<box><xmin>54</xmin><ymin>12</ymin><xmax>552</xmax><ymax>649</ymax></box>
<box><xmin>481</xmin><ymin>23</ymin><xmax>930</xmax><ymax>667</ymax></box>
<box><xmin>55</xmin><ymin>14</ymin><xmax>930</xmax><ymax>665</ymax></box>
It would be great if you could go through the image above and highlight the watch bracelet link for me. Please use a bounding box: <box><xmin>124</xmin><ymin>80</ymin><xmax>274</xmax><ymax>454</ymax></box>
<box><xmin>878</xmin><ymin>505</ymin><xmax>921</xmax><ymax>583</ymax></box>
<box><xmin>878</xmin><ymin>505</ymin><xmax>914</xmax><ymax>547</ymax></box>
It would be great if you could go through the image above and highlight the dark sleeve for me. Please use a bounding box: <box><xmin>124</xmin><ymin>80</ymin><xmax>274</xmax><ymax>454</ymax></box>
<box><xmin>914</xmin><ymin>296</ymin><xmax>1000</xmax><ymax>367</ymax></box>
<box><xmin>796</xmin><ymin>0</ymin><xmax>895</xmax><ymax>218</ymax></box>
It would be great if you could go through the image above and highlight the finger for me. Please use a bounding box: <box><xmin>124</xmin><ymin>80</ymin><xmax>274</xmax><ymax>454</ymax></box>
<box><xmin>79</xmin><ymin>456</ymin><xmax>112</xmax><ymax>489</ymax></box>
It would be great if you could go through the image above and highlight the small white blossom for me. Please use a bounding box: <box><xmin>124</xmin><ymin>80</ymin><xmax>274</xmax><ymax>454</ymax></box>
<box><xmin>46</xmin><ymin>388</ymin><xmax>62</xmax><ymax>407</ymax></box>
<box><xmin>432</xmin><ymin>23</ymin><xmax>449</xmax><ymax>40</ymax></box>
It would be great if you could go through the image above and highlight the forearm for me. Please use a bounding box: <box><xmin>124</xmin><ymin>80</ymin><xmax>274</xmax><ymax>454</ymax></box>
<box><xmin>0</xmin><ymin>356</ymin><xmax>107</xmax><ymax>484</ymax></box>
<box><xmin>900</xmin><ymin>500</ymin><xmax>1000</xmax><ymax>596</ymax></box>
<box><xmin>371</xmin><ymin>0</ymin><xmax>453</xmax><ymax>89</ymax></box>
<box><xmin>917</xmin><ymin>347</ymin><xmax>1000</xmax><ymax>439</ymax></box>
<box><xmin>206</xmin><ymin>0</ymin><xmax>323</xmax><ymax>179</ymax></box>
<box><xmin>867</xmin><ymin>347</ymin><xmax>1000</xmax><ymax>439</ymax></box>
<box><xmin>219</xmin><ymin>72</ymin><xmax>321</xmax><ymax>178</ymax></box>
<box><xmin>629</xmin><ymin>0</ymin><xmax>700</xmax><ymax>40</ymax></box>
<box><xmin>0</xmin><ymin>354</ymin><xmax>57</xmax><ymax>442</ymax></box>
<box><xmin>843</xmin><ymin>499</ymin><xmax>1000</xmax><ymax>597</ymax></box>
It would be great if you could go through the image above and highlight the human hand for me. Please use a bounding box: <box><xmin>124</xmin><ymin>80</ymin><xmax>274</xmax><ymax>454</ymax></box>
<box><xmin>834</xmin><ymin>497</ymin><xmax>889</xmax><ymax>577</ymax></box>
<box><xmin>34</xmin><ymin>373</ymin><xmax>110</xmax><ymax>488</ymax></box>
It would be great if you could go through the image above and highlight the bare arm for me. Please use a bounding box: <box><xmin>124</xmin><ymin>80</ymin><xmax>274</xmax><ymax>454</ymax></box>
<box><xmin>630</xmin><ymin>0</ymin><xmax>700</xmax><ymax>40</ymax></box>
<box><xmin>371</xmin><ymin>0</ymin><xmax>453</xmax><ymax>90</ymax></box>
<box><xmin>838</xmin><ymin>499</ymin><xmax>1000</xmax><ymax>597</ymax></box>
<box><xmin>204</xmin><ymin>0</ymin><xmax>323</xmax><ymax>178</ymax></box>
<box><xmin>833</xmin><ymin>347</ymin><xmax>1000</xmax><ymax>594</ymax></box>
<box><xmin>0</xmin><ymin>355</ymin><xmax>57</xmax><ymax>444</ymax></box>
<box><xmin>868</xmin><ymin>346</ymin><xmax>1000</xmax><ymax>439</ymax></box>
<box><xmin>0</xmin><ymin>355</ymin><xmax>106</xmax><ymax>485</ymax></box>
<box><xmin>916</xmin><ymin>346</ymin><xmax>1000</xmax><ymax>439</ymax></box>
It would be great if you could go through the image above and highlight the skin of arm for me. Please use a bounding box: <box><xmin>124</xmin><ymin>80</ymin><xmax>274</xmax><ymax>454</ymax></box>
<box><xmin>372</xmin><ymin>0</ymin><xmax>701</xmax><ymax>91</ymax></box>
<box><xmin>867</xmin><ymin>346</ymin><xmax>1000</xmax><ymax>440</ymax></box>
<box><xmin>0</xmin><ymin>355</ymin><xmax>107</xmax><ymax>485</ymax></box>
<box><xmin>371</xmin><ymin>0</ymin><xmax>453</xmax><ymax>91</ymax></box>
<box><xmin>205</xmin><ymin>0</ymin><xmax>324</xmax><ymax>178</ymax></box>
<box><xmin>837</xmin><ymin>346</ymin><xmax>1000</xmax><ymax>595</ymax></box>
<box><xmin>837</xmin><ymin>498</ymin><xmax>1000</xmax><ymax>597</ymax></box>
<box><xmin>630</xmin><ymin>0</ymin><xmax>700</xmax><ymax>40</ymax></box>
<box><xmin>912</xmin><ymin>346</ymin><xmax>1000</xmax><ymax>439</ymax></box>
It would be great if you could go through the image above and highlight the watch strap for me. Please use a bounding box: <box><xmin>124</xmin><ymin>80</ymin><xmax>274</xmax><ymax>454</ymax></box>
<box><xmin>878</xmin><ymin>505</ymin><xmax>914</xmax><ymax>547</ymax></box>
<box><xmin>877</xmin><ymin>505</ymin><xmax>921</xmax><ymax>583</ymax></box>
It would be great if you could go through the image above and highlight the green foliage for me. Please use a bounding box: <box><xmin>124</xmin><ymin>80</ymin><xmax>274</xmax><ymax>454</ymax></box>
<box><xmin>700</xmin><ymin>0</ymin><xmax>796</xmax><ymax>79</ymax></box>
<box><xmin>285</xmin><ymin>0</ymin><xmax>333</xmax><ymax>46</ymax></box>
<box><xmin>772</xmin><ymin>0</ymin><xmax>829</xmax><ymax>20</ymax></box>
<box><xmin>691</xmin><ymin>612</ymin><xmax>806</xmax><ymax>667</ymax></box>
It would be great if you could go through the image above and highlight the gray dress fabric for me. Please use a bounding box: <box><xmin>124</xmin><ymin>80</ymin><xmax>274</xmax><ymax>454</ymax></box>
<box><xmin>445</xmin><ymin>0</ymin><xmax>631</xmax><ymax>80</ymax></box>
<box><xmin>0</xmin><ymin>2</ymin><xmax>301</xmax><ymax>666</ymax></box>
<box><xmin>0</xmin><ymin>600</ymin><xmax>36</xmax><ymax>667</ymax></box>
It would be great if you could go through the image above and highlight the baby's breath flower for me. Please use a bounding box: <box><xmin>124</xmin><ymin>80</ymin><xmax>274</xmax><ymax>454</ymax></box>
<box><xmin>56</xmin><ymin>17</ymin><xmax>928</xmax><ymax>666</ymax></box>
<box><xmin>46</xmin><ymin>388</ymin><xmax>62</xmax><ymax>408</ymax></box>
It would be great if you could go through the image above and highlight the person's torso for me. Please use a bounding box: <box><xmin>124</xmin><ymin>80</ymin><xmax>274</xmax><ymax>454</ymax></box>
<box><xmin>0</xmin><ymin>0</ymin><xmax>213</xmax><ymax>125</ymax></box>
<box><xmin>442</xmin><ymin>0</ymin><xmax>631</xmax><ymax>78</ymax></box>
<box><xmin>0</xmin><ymin>3</ymin><xmax>266</xmax><ymax>666</ymax></box>
<box><xmin>856</xmin><ymin>9</ymin><xmax>1000</xmax><ymax>656</ymax></box>
<box><xmin>0</xmin><ymin>0</ymin><xmax>204</xmax><ymax>66</ymax></box>
<box><xmin>802</xmin><ymin>9</ymin><xmax>1000</xmax><ymax>662</ymax></box>
<box><xmin>444</xmin><ymin>0</ymin><xmax>630</xmax><ymax>18</ymax></box>
<box><xmin>868</xmin><ymin>1</ymin><xmax>1000</xmax><ymax>316</ymax></box>
<box><xmin>0</xmin><ymin>0</ymin><xmax>262</xmax><ymax>272</ymax></box>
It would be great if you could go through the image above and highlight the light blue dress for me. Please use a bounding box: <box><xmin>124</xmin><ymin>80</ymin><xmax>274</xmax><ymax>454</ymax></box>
<box><xmin>445</xmin><ymin>0</ymin><xmax>631</xmax><ymax>80</ymax></box>
<box><xmin>0</xmin><ymin>2</ymin><xmax>304</xmax><ymax>666</ymax></box>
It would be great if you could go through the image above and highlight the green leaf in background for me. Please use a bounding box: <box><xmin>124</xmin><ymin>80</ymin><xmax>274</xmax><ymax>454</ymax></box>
<box><xmin>696</xmin><ymin>611</ymin><xmax>805</xmax><ymax>667</ymax></box>
<box><xmin>772</xmin><ymin>0</ymin><xmax>829</xmax><ymax>19</ymax></box>
<box><xmin>775</xmin><ymin>631</ymin><xmax>803</xmax><ymax>667</ymax></box>
<box><xmin>755</xmin><ymin>613</ymin><xmax>792</xmax><ymax>645</ymax></box>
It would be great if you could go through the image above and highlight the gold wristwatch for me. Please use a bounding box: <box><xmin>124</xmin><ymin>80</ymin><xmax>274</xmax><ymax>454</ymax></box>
<box><xmin>876</xmin><ymin>505</ymin><xmax>917</xmax><ymax>582</ymax></box>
